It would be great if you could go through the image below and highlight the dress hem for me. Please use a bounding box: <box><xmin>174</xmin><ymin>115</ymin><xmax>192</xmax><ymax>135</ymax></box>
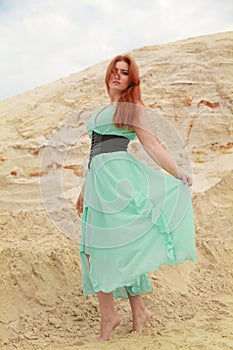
<box><xmin>81</xmin><ymin>256</ymin><xmax>197</xmax><ymax>299</ymax></box>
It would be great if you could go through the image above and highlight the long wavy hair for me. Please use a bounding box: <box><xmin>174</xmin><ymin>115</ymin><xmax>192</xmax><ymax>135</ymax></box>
<box><xmin>105</xmin><ymin>55</ymin><xmax>144</xmax><ymax>129</ymax></box>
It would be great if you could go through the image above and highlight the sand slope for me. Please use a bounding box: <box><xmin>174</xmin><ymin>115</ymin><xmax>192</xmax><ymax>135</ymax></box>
<box><xmin>0</xmin><ymin>31</ymin><xmax>233</xmax><ymax>350</ymax></box>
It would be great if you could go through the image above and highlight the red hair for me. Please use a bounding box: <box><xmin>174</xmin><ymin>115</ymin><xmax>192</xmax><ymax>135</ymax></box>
<box><xmin>105</xmin><ymin>55</ymin><xmax>144</xmax><ymax>129</ymax></box>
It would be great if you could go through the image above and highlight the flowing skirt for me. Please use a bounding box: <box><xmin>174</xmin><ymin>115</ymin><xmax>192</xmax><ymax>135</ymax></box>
<box><xmin>79</xmin><ymin>151</ymin><xmax>196</xmax><ymax>299</ymax></box>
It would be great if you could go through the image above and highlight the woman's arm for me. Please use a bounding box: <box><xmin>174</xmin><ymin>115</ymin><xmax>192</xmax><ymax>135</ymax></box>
<box><xmin>76</xmin><ymin>179</ymin><xmax>86</xmax><ymax>214</ymax></box>
<box><xmin>132</xmin><ymin>112</ymin><xmax>192</xmax><ymax>186</ymax></box>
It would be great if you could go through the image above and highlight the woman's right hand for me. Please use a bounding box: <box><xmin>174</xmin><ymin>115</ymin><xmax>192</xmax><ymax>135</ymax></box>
<box><xmin>76</xmin><ymin>192</ymin><xmax>84</xmax><ymax>215</ymax></box>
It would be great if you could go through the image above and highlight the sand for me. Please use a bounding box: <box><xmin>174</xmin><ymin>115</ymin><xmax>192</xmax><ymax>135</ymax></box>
<box><xmin>0</xmin><ymin>31</ymin><xmax>233</xmax><ymax>349</ymax></box>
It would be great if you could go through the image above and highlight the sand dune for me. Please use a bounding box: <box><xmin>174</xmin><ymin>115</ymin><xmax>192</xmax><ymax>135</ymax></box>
<box><xmin>0</xmin><ymin>31</ymin><xmax>233</xmax><ymax>349</ymax></box>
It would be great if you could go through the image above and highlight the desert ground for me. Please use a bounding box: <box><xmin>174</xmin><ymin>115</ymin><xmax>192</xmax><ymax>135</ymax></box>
<box><xmin>0</xmin><ymin>31</ymin><xmax>233</xmax><ymax>349</ymax></box>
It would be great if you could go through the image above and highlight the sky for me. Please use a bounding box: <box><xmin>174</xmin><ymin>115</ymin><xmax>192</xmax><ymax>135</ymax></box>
<box><xmin>0</xmin><ymin>0</ymin><xmax>232</xmax><ymax>101</ymax></box>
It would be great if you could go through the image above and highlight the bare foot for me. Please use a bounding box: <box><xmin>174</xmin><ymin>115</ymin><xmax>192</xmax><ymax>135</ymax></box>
<box><xmin>97</xmin><ymin>314</ymin><xmax>122</xmax><ymax>341</ymax></box>
<box><xmin>132</xmin><ymin>309</ymin><xmax>152</xmax><ymax>334</ymax></box>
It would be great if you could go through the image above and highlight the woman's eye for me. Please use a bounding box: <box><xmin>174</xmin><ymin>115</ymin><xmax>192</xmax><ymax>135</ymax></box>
<box><xmin>122</xmin><ymin>71</ymin><xmax>128</xmax><ymax>75</ymax></box>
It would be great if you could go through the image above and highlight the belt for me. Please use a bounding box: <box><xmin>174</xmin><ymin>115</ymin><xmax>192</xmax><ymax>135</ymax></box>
<box><xmin>88</xmin><ymin>131</ymin><xmax>130</xmax><ymax>169</ymax></box>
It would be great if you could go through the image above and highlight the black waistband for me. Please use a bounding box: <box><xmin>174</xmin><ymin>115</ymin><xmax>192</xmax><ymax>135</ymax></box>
<box><xmin>88</xmin><ymin>131</ymin><xmax>130</xmax><ymax>169</ymax></box>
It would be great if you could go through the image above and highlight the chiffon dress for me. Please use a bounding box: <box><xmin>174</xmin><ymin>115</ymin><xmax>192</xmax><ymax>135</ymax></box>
<box><xmin>79</xmin><ymin>104</ymin><xmax>196</xmax><ymax>299</ymax></box>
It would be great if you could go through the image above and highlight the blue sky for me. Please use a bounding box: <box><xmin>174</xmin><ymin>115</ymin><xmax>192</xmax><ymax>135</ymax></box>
<box><xmin>0</xmin><ymin>0</ymin><xmax>232</xmax><ymax>101</ymax></box>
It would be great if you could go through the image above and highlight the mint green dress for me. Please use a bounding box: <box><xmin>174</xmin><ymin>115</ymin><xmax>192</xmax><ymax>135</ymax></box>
<box><xmin>80</xmin><ymin>104</ymin><xmax>196</xmax><ymax>299</ymax></box>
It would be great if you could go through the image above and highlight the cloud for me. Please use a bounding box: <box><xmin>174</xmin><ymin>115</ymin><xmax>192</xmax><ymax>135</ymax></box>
<box><xmin>0</xmin><ymin>0</ymin><xmax>232</xmax><ymax>100</ymax></box>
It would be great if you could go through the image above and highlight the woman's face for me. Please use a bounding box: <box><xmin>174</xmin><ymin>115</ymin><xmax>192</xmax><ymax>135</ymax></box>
<box><xmin>108</xmin><ymin>61</ymin><xmax>130</xmax><ymax>94</ymax></box>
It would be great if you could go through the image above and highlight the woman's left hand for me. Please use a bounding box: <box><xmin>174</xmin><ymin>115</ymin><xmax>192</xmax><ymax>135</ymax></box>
<box><xmin>178</xmin><ymin>168</ymin><xmax>193</xmax><ymax>187</ymax></box>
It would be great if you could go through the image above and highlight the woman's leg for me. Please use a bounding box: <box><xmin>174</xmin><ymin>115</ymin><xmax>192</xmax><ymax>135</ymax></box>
<box><xmin>127</xmin><ymin>294</ymin><xmax>152</xmax><ymax>333</ymax></box>
<box><xmin>96</xmin><ymin>291</ymin><xmax>122</xmax><ymax>341</ymax></box>
<box><xmin>86</xmin><ymin>254</ymin><xmax>121</xmax><ymax>340</ymax></box>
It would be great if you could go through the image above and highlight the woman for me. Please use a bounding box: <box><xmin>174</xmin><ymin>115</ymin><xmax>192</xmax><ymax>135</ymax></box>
<box><xmin>76</xmin><ymin>55</ymin><xmax>196</xmax><ymax>341</ymax></box>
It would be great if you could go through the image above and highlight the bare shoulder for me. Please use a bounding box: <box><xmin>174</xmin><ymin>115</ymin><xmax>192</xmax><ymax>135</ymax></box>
<box><xmin>131</xmin><ymin>105</ymin><xmax>159</xmax><ymax>147</ymax></box>
<box><xmin>131</xmin><ymin>104</ymin><xmax>150</xmax><ymax>130</ymax></box>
